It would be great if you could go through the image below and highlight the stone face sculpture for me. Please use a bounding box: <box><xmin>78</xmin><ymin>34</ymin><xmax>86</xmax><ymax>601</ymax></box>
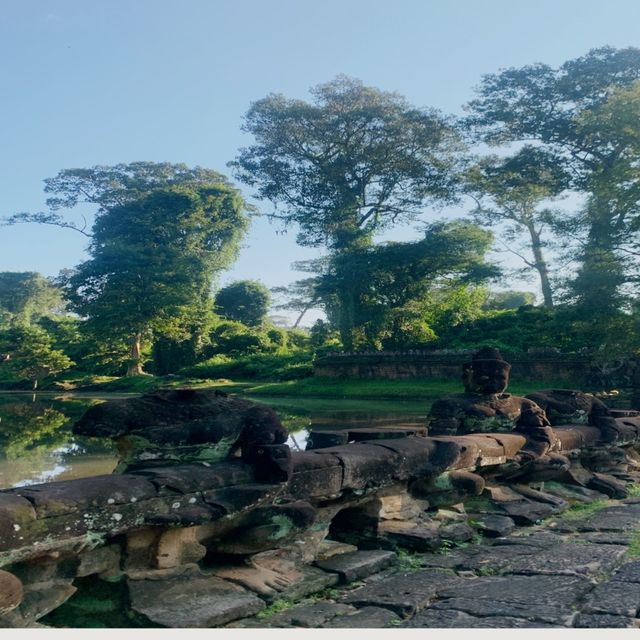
<box><xmin>73</xmin><ymin>388</ymin><xmax>289</xmax><ymax>472</ymax></box>
<box><xmin>427</xmin><ymin>348</ymin><xmax>557</xmax><ymax>457</ymax></box>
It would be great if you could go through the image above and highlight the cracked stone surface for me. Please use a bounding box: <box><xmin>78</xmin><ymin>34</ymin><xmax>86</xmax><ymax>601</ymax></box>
<box><xmin>341</xmin><ymin>569</ymin><xmax>463</xmax><ymax>617</ymax></box>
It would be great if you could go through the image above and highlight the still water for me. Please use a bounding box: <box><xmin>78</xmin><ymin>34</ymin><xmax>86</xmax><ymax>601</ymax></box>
<box><xmin>0</xmin><ymin>392</ymin><xmax>428</xmax><ymax>489</ymax></box>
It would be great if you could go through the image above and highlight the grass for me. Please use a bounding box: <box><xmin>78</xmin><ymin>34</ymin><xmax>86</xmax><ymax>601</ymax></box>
<box><xmin>396</xmin><ymin>548</ymin><xmax>424</xmax><ymax>572</ymax></box>
<box><xmin>626</xmin><ymin>528</ymin><xmax>640</xmax><ymax>558</ymax></box>
<box><xmin>255</xmin><ymin>598</ymin><xmax>296</xmax><ymax>619</ymax></box>
<box><xmin>561</xmin><ymin>499</ymin><xmax>613</xmax><ymax>520</ymax></box>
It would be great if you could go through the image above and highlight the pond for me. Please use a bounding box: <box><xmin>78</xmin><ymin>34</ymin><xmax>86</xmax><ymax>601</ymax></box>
<box><xmin>0</xmin><ymin>392</ymin><xmax>429</xmax><ymax>489</ymax></box>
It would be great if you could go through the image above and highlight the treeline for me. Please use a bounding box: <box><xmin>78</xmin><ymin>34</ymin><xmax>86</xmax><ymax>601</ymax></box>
<box><xmin>2</xmin><ymin>46</ymin><xmax>640</xmax><ymax>387</ymax></box>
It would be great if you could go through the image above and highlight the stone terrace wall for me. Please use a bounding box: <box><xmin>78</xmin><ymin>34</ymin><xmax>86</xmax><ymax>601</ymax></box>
<box><xmin>313</xmin><ymin>351</ymin><xmax>593</xmax><ymax>384</ymax></box>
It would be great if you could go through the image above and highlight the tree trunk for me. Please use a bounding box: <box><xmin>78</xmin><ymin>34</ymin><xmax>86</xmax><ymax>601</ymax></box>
<box><xmin>126</xmin><ymin>333</ymin><xmax>144</xmax><ymax>376</ymax></box>
<box><xmin>527</xmin><ymin>224</ymin><xmax>554</xmax><ymax>307</ymax></box>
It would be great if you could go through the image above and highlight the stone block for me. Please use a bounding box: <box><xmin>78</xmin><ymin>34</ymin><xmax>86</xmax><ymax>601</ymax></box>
<box><xmin>203</xmin><ymin>484</ymin><xmax>283</xmax><ymax>515</ymax></box>
<box><xmin>342</xmin><ymin>569</ymin><xmax>462</xmax><ymax>617</ymax></box>
<box><xmin>319</xmin><ymin>443</ymin><xmax>400</xmax><ymax>490</ymax></box>
<box><xmin>573</xmin><ymin>614</ymin><xmax>636</xmax><ymax>628</ymax></box>
<box><xmin>581</xmin><ymin>581</ymin><xmax>640</xmax><ymax>617</ymax></box>
<box><xmin>289</xmin><ymin>452</ymin><xmax>343</xmax><ymax>499</ymax></box>
<box><xmin>131</xmin><ymin>462</ymin><xmax>254</xmax><ymax>494</ymax></box>
<box><xmin>8</xmin><ymin>475</ymin><xmax>157</xmax><ymax>518</ymax></box>
<box><xmin>404</xmin><ymin>609</ymin><xmax>558</xmax><ymax>628</ymax></box>
<box><xmin>128</xmin><ymin>573</ymin><xmax>265</xmax><ymax>627</ymax></box>
<box><xmin>378</xmin><ymin>520</ymin><xmax>441</xmax><ymax>552</ymax></box>
<box><xmin>0</xmin><ymin>494</ymin><xmax>37</xmax><ymax>551</ymax></box>
<box><xmin>125</xmin><ymin>528</ymin><xmax>162</xmax><ymax>571</ymax></box>
<box><xmin>367</xmin><ymin>437</ymin><xmax>462</xmax><ymax>477</ymax></box>
<box><xmin>18</xmin><ymin>580</ymin><xmax>77</xmax><ymax>623</ymax></box>
<box><xmin>305</xmin><ymin>431</ymin><xmax>349</xmax><ymax>449</ymax></box>
<box><xmin>507</xmin><ymin>543</ymin><xmax>627</xmax><ymax>577</ymax></box>
<box><xmin>0</xmin><ymin>570</ymin><xmax>22</xmax><ymax>614</ymax></box>
<box><xmin>154</xmin><ymin>527</ymin><xmax>207</xmax><ymax>569</ymax></box>
<box><xmin>587</xmin><ymin>473</ymin><xmax>628</xmax><ymax>498</ymax></box>
<box><xmin>612</xmin><ymin>560</ymin><xmax>640</xmax><ymax>583</ymax></box>
<box><xmin>322</xmin><ymin>606</ymin><xmax>399</xmax><ymax>628</ymax></box>
<box><xmin>472</xmin><ymin>514</ymin><xmax>516</xmax><ymax>538</ymax></box>
<box><xmin>315</xmin><ymin>550</ymin><xmax>397</xmax><ymax>582</ymax></box>
<box><xmin>76</xmin><ymin>544</ymin><xmax>122</xmax><ymax>578</ymax></box>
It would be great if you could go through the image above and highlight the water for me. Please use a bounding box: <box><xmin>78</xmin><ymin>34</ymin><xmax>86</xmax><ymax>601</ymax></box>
<box><xmin>0</xmin><ymin>392</ymin><xmax>429</xmax><ymax>489</ymax></box>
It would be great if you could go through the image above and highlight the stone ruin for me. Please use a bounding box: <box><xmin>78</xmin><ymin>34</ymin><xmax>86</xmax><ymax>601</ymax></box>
<box><xmin>2</xmin><ymin>348</ymin><xmax>640</xmax><ymax>628</ymax></box>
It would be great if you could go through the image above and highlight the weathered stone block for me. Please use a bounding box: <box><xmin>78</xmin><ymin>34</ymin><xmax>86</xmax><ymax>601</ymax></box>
<box><xmin>323</xmin><ymin>606</ymin><xmax>399</xmax><ymax>628</ymax></box>
<box><xmin>154</xmin><ymin>527</ymin><xmax>207</xmax><ymax>569</ymax></box>
<box><xmin>342</xmin><ymin>569</ymin><xmax>462</xmax><ymax>617</ymax></box>
<box><xmin>315</xmin><ymin>550</ymin><xmax>397</xmax><ymax>582</ymax></box>
<box><xmin>76</xmin><ymin>544</ymin><xmax>122</xmax><ymax>578</ymax></box>
<box><xmin>306</xmin><ymin>431</ymin><xmax>349</xmax><ymax>449</ymax></box>
<box><xmin>203</xmin><ymin>483</ymin><xmax>283</xmax><ymax>515</ymax></box>
<box><xmin>507</xmin><ymin>543</ymin><xmax>627</xmax><ymax>577</ymax></box>
<box><xmin>319</xmin><ymin>443</ymin><xmax>400</xmax><ymax>489</ymax></box>
<box><xmin>0</xmin><ymin>570</ymin><xmax>22</xmax><ymax>614</ymax></box>
<box><xmin>8</xmin><ymin>475</ymin><xmax>157</xmax><ymax>518</ymax></box>
<box><xmin>581</xmin><ymin>581</ymin><xmax>640</xmax><ymax>617</ymax></box>
<box><xmin>131</xmin><ymin>462</ymin><xmax>254</xmax><ymax>494</ymax></box>
<box><xmin>0</xmin><ymin>494</ymin><xmax>37</xmax><ymax>551</ymax></box>
<box><xmin>128</xmin><ymin>573</ymin><xmax>265</xmax><ymax>627</ymax></box>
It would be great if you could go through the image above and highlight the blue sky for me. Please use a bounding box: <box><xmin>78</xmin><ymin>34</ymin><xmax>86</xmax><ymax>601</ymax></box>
<box><xmin>2</xmin><ymin>0</ymin><xmax>639</xmax><ymax>323</ymax></box>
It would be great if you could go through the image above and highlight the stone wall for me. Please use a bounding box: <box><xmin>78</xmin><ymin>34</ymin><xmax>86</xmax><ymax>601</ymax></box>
<box><xmin>313</xmin><ymin>352</ymin><xmax>593</xmax><ymax>384</ymax></box>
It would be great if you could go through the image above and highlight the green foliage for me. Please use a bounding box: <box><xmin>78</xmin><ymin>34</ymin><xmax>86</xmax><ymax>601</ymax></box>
<box><xmin>215</xmin><ymin>280</ymin><xmax>271</xmax><ymax>327</ymax></box>
<box><xmin>484</xmin><ymin>290</ymin><xmax>536</xmax><ymax>310</ymax></box>
<box><xmin>233</xmin><ymin>76</ymin><xmax>460</xmax><ymax>348</ymax></box>
<box><xmin>61</xmin><ymin>179</ymin><xmax>248</xmax><ymax>374</ymax></box>
<box><xmin>396</xmin><ymin>548</ymin><xmax>424</xmax><ymax>572</ymax></box>
<box><xmin>0</xmin><ymin>272</ymin><xmax>64</xmax><ymax>326</ymax></box>
<box><xmin>561</xmin><ymin>499</ymin><xmax>613</xmax><ymax>520</ymax></box>
<box><xmin>0</xmin><ymin>325</ymin><xmax>74</xmax><ymax>389</ymax></box>
<box><xmin>180</xmin><ymin>352</ymin><xmax>313</xmax><ymax>381</ymax></box>
<box><xmin>467</xmin><ymin>47</ymin><xmax>640</xmax><ymax>311</ymax></box>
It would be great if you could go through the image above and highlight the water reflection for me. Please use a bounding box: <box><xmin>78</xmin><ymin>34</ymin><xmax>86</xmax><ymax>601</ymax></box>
<box><xmin>0</xmin><ymin>392</ymin><xmax>428</xmax><ymax>488</ymax></box>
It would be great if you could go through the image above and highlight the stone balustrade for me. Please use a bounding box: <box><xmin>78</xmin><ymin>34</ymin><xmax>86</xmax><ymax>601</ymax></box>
<box><xmin>2</xmin><ymin>419</ymin><xmax>640</xmax><ymax>628</ymax></box>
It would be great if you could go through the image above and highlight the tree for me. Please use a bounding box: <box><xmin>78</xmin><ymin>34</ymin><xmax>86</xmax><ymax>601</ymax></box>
<box><xmin>62</xmin><ymin>184</ymin><xmax>248</xmax><ymax>375</ymax></box>
<box><xmin>464</xmin><ymin>147</ymin><xmax>569</xmax><ymax>307</ymax></box>
<box><xmin>4</xmin><ymin>162</ymin><xmax>244</xmax><ymax>235</ymax></box>
<box><xmin>232</xmin><ymin>76</ymin><xmax>460</xmax><ymax>348</ymax></box>
<box><xmin>214</xmin><ymin>280</ymin><xmax>271</xmax><ymax>326</ymax></box>
<box><xmin>466</xmin><ymin>47</ymin><xmax>640</xmax><ymax>313</ymax></box>
<box><xmin>312</xmin><ymin>221</ymin><xmax>498</xmax><ymax>349</ymax></box>
<box><xmin>0</xmin><ymin>325</ymin><xmax>73</xmax><ymax>390</ymax></box>
<box><xmin>0</xmin><ymin>272</ymin><xmax>64</xmax><ymax>326</ymax></box>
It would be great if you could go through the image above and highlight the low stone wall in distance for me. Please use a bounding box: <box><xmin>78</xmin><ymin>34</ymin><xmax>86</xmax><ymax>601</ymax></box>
<box><xmin>313</xmin><ymin>351</ymin><xmax>593</xmax><ymax>384</ymax></box>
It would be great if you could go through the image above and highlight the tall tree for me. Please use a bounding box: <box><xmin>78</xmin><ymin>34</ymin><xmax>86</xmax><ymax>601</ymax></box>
<box><xmin>465</xmin><ymin>146</ymin><xmax>569</xmax><ymax>307</ymax></box>
<box><xmin>62</xmin><ymin>185</ymin><xmax>248</xmax><ymax>375</ymax></box>
<box><xmin>232</xmin><ymin>76</ymin><xmax>460</xmax><ymax>348</ymax></box>
<box><xmin>466</xmin><ymin>47</ymin><xmax>640</xmax><ymax>313</ymax></box>
<box><xmin>214</xmin><ymin>280</ymin><xmax>271</xmax><ymax>327</ymax></box>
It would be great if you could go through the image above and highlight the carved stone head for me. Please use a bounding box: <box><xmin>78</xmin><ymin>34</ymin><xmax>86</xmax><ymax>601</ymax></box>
<box><xmin>463</xmin><ymin>347</ymin><xmax>511</xmax><ymax>395</ymax></box>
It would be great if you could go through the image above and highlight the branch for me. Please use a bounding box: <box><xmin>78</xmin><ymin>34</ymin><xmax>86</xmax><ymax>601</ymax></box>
<box><xmin>2</xmin><ymin>212</ymin><xmax>93</xmax><ymax>238</ymax></box>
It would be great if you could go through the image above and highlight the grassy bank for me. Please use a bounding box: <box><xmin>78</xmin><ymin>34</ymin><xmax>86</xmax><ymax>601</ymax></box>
<box><xmin>34</xmin><ymin>374</ymin><xmax>573</xmax><ymax>400</ymax></box>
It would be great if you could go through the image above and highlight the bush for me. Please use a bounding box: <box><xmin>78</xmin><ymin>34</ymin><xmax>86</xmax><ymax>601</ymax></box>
<box><xmin>180</xmin><ymin>352</ymin><xmax>313</xmax><ymax>381</ymax></box>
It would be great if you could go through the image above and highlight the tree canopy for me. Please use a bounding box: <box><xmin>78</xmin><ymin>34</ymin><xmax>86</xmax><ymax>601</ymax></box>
<box><xmin>62</xmin><ymin>180</ymin><xmax>249</xmax><ymax>374</ymax></box>
<box><xmin>466</xmin><ymin>46</ymin><xmax>640</xmax><ymax>312</ymax></box>
<box><xmin>214</xmin><ymin>280</ymin><xmax>271</xmax><ymax>327</ymax></box>
<box><xmin>232</xmin><ymin>75</ymin><xmax>460</xmax><ymax>250</ymax></box>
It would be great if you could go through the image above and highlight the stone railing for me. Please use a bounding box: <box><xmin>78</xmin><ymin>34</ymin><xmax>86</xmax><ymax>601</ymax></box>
<box><xmin>313</xmin><ymin>351</ymin><xmax>594</xmax><ymax>384</ymax></box>
<box><xmin>2</xmin><ymin>416</ymin><xmax>640</xmax><ymax>628</ymax></box>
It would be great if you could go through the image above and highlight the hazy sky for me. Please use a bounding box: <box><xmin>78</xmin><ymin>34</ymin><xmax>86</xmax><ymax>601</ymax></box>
<box><xmin>2</xmin><ymin>0</ymin><xmax>640</xmax><ymax>323</ymax></box>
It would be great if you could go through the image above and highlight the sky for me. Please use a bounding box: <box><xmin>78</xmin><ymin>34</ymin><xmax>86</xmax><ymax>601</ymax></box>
<box><xmin>2</xmin><ymin>0</ymin><xmax>640</xmax><ymax>325</ymax></box>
